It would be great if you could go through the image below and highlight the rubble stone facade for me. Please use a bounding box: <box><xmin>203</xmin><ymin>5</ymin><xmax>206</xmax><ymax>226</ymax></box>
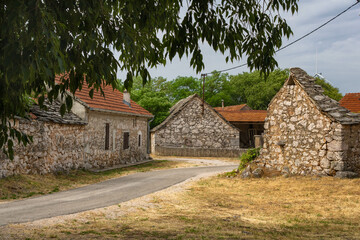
<box><xmin>0</xmin><ymin>87</ymin><xmax>153</xmax><ymax>178</ymax></box>
<box><xmin>84</xmin><ymin>111</ymin><xmax>149</xmax><ymax>168</ymax></box>
<box><xmin>0</xmin><ymin>113</ymin><xmax>150</xmax><ymax>178</ymax></box>
<box><xmin>256</xmin><ymin>68</ymin><xmax>360</xmax><ymax>176</ymax></box>
<box><xmin>151</xmin><ymin>95</ymin><xmax>243</xmax><ymax>157</ymax></box>
<box><xmin>0</xmin><ymin>119</ymin><xmax>85</xmax><ymax>178</ymax></box>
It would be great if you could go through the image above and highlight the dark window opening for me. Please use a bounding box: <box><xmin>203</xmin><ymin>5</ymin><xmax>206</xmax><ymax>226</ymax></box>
<box><xmin>105</xmin><ymin>123</ymin><xmax>110</xmax><ymax>150</ymax></box>
<box><xmin>123</xmin><ymin>132</ymin><xmax>130</xmax><ymax>150</ymax></box>
<box><xmin>138</xmin><ymin>134</ymin><xmax>141</xmax><ymax>147</ymax></box>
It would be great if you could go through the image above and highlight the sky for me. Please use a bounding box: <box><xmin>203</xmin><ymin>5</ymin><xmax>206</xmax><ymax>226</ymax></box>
<box><xmin>117</xmin><ymin>0</ymin><xmax>360</xmax><ymax>94</ymax></box>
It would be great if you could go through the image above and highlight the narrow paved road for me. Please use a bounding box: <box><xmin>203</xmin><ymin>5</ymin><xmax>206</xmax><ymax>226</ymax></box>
<box><xmin>0</xmin><ymin>165</ymin><xmax>236</xmax><ymax>226</ymax></box>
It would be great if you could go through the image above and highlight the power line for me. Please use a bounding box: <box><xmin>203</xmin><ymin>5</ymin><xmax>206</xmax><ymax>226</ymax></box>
<box><xmin>204</xmin><ymin>1</ymin><xmax>360</xmax><ymax>75</ymax></box>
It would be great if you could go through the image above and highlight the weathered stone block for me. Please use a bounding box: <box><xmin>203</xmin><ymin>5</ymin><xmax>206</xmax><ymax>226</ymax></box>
<box><xmin>333</xmin><ymin>161</ymin><xmax>345</xmax><ymax>171</ymax></box>
<box><xmin>320</xmin><ymin>158</ymin><xmax>330</xmax><ymax>169</ymax></box>
<box><xmin>328</xmin><ymin>140</ymin><xmax>348</xmax><ymax>151</ymax></box>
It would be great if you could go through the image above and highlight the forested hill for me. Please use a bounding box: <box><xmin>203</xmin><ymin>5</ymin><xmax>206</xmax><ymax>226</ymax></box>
<box><xmin>120</xmin><ymin>69</ymin><xmax>342</xmax><ymax>128</ymax></box>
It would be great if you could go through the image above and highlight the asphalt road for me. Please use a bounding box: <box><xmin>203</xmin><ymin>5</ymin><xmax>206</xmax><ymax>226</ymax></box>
<box><xmin>0</xmin><ymin>165</ymin><xmax>236</xmax><ymax>226</ymax></box>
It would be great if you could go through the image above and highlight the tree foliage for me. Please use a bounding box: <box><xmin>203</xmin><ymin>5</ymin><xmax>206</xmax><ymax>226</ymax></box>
<box><xmin>314</xmin><ymin>78</ymin><xmax>343</xmax><ymax>101</ymax></box>
<box><xmin>129</xmin><ymin>77</ymin><xmax>172</xmax><ymax>128</ymax></box>
<box><xmin>227</xmin><ymin>69</ymin><xmax>288</xmax><ymax>109</ymax></box>
<box><xmin>123</xmin><ymin>69</ymin><xmax>342</xmax><ymax>130</ymax></box>
<box><xmin>1</xmin><ymin>0</ymin><xmax>298</xmax><ymax>158</ymax></box>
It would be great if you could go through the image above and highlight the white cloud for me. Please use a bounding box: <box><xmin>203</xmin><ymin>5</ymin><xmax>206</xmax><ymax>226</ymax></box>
<box><xmin>117</xmin><ymin>1</ymin><xmax>360</xmax><ymax>94</ymax></box>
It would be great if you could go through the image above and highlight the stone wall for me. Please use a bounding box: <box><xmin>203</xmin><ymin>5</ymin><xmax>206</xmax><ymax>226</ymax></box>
<box><xmin>84</xmin><ymin>111</ymin><xmax>149</xmax><ymax>168</ymax></box>
<box><xmin>0</xmin><ymin>119</ymin><xmax>85</xmax><ymax>178</ymax></box>
<box><xmin>342</xmin><ymin>124</ymin><xmax>360</xmax><ymax>173</ymax></box>
<box><xmin>0</xmin><ymin>112</ymin><xmax>150</xmax><ymax>178</ymax></box>
<box><xmin>153</xmin><ymin>97</ymin><xmax>240</xmax><ymax>155</ymax></box>
<box><xmin>256</xmin><ymin>83</ymin><xmax>360</xmax><ymax>176</ymax></box>
<box><xmin>155</xmin><ymin>146</ymin><xmax>246</xmax><ymax>158</ymax></box>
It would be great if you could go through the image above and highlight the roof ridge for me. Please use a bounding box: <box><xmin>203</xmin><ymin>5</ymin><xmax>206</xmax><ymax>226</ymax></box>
<box><xmin>290</xmin><ymin>68</ymin><xmax>360</xmax><ymax>125</ymax></box>
<box><xmin>55</xmin><ymin>74</ymin><xmax>153</xmax><ymax>117</ymax></box>
<box><xmin>152</xmin><ymin>94</ymin><xmax>239</xmax><ymax>132</ymax></box>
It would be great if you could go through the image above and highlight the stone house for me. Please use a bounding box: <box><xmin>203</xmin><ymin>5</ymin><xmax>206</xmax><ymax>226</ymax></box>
<box><xmin>151</xmin><ymin>94</ymin><xmax>245</xmax><ymax>157</ymax></box>
<box><xmin>0</xmin><ymin>80</ymin><xmax>153</xmax><ymax>178</ymax></box>
<box><xmin>214</xmin><ymin>105</ymin><xmax>267</xmax><ymax>148</ymax></box>
<box><xmin>256</xmin><ymin>68</ymin><xmax>360</xmax><ymax>177</ymax></box>
<box><xmin>340</xmin><ymin>93</ymin><xmax>360</xmax><ymax>113</ymax></box>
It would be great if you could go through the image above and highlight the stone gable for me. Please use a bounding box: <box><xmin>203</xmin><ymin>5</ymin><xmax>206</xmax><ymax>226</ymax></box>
<box><xmin>256</xmin><ymin>68</ymin><xmax>360</xmax><ymax>176</ymax></box>
<box><xmin>152</xmin><ymin>95</ymin><xmax>244</xmax><ymax>157</ymax></box>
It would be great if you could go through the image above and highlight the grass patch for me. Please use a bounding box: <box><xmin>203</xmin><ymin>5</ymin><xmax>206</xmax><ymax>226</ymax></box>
<box><xmin>238</xmin><ymin>148</ymin><xmax>260</xmax><ymax>170</ymax></box>
<box><xmin>2</xmin><ymin>175</ymin><xmax>360</xmax><ymax>239</ymax></box>
<box><xmin>0</xmin><ymin>160</ymin><xmax>193</xmax><ymax>201</ymax></box>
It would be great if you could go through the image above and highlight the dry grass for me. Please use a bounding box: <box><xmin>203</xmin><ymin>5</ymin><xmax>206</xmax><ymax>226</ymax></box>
<box><xmin>0</xmin><ymin>160</ymin><xmax>195</xmax><ymax>202</ymax></box>
<box><xmin>2</xmin><ymin>174</ymin><xmax>360</xmax><ymax>239</ymax></box>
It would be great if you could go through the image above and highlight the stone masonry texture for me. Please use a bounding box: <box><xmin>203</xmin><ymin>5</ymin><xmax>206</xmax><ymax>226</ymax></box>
<box><xmin>152</xmin><ymin>95</ymin><xmax>241</xmax><ymax>156</ymax></box>
<box><xmin>256</xmin><ymin>68</ymin><xmax>360</xmax><ymax>176</ymax></box>
<box><xmin>0</xmin><ymin>112</ymin><xmax>149</xmax><ymax>178</ymax></box>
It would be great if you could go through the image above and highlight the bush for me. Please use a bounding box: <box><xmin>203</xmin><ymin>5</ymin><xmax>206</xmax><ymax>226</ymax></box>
<box><xmin>238</xmin><ymin>148</ymin><xmax>260</xmax><ymax>170</ymax></box>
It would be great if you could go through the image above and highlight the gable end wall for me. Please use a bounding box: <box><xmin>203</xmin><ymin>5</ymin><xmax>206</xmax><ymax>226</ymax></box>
<box><xmin>256</xmin><ymin>83</ymin><xmax>356</xmax><ymax>175</ymax></box>
<box><xmin>154</xmin><ymin>98</ymin><xmax>240</xmax><ymax>151</ymax></box>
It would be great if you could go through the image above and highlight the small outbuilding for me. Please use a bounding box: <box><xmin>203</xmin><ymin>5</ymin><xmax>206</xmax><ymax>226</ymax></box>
<box><xmin>215</xmin><ymin>105</ymin><xmax>267</xmax><ymax>148</ymax></box>
<box><xmin>256</xmin><ymin>68</ymin><xmax>360</xmax><ymax>177</ymax></box>
<box><xmin>151</xmin><ymin>94</ymin><xmax>245</xmax><ymax>157</ymax></box>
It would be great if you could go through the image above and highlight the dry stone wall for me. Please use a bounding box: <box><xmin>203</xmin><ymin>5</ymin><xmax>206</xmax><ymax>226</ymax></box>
<box><xmin>0</xmin><ymin>112</ymin><xmax>150</xmax><ymax>178</ymax></box>
<box><xmin>0</xmin><ymin>119</ymin><xmax>85</xmax><ymax>178</ymax></box>
<box><xmin>256</xmin><ymin>81</ymin><xmax>360</xmax><ymax>176</ymax></box>
<box><xmin>153</xmin><ymin>97</ymin><xmax>240</xmax><ymax>155</ymax></box>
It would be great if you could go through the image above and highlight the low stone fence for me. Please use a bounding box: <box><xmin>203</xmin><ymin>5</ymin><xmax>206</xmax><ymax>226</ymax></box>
<box><xmin>154</xmin><ymin>146</ymin><xmax>247</xmax><ymax>158</ymax></box>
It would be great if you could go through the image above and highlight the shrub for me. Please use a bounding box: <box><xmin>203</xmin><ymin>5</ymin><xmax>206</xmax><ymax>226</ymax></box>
<box><xmin>238</xmin><ymin>148</ymin><xmax>260</xmax><ymax>170</ymax></box>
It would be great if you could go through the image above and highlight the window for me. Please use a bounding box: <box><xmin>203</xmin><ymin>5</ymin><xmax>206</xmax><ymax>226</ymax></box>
<box><xmin>133</xmin><ymin>118</ymin><xmax>137</xmax><ymax>127</ymax></box>
<box><xmin>105</xmin><ymin>123</ymin><xmax>110</xmax><ymax>150</ymax></box>
<box><xmin>138</xmin><ymin>134</ymin><xmax>142</xmax><ymax>147</ymax></box>
<box><xmin>123</xmin><ymin>132</ymin><xmax>130</xmax><ymax>150</ymax></box>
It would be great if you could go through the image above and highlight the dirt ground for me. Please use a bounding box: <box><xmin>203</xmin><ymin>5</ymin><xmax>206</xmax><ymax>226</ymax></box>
<box><xmin>2</xmin><ymin>157</ymin><xmax>359</xmax><ymax>240</ymax></box>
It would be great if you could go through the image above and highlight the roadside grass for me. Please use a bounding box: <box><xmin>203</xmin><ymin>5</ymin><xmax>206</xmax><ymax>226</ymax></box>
<box><xmin>0</xmin><ymin>160</ymin><xmax>195</xmax><ymax>201</ymax></box>
<box><xmin>2</xmin><ymin>175</ymin><xmax>360</xmax><ymax>239</ymax></box>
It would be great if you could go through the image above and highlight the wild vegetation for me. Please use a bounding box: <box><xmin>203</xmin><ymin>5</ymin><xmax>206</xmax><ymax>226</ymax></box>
<box><xmin>238</xmin><ymin>148</ymin><xmax>260</xmax><ymax>170</ymax></box>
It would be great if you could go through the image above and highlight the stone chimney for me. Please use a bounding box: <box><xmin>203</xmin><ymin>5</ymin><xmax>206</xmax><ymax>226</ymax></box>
<box><xmin>123</xmin><ymin>90</ymin><xmax>131</xmax><ymax>107</ymax></box>
<box><xmin>221</xmin><ymin>99</ymin><xmax>224</xmax><ymax>109</ymax></box>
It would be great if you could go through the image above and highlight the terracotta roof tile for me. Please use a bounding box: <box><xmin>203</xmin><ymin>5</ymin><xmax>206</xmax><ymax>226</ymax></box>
<box><xmin>339</xmin><ymin>93</ymin><xmax>360</xmax><ymax>113</ymax></box>
<box><xmin>214</xmin><ymin>104</ymin><xmax>250</xmax><ymax>111</ymax></box>
<box><xmin>216</xmin><ymin>110</ymin><xmax>267</xmax><ymax>123</ymax></box>
<box><xmin>55</xmin><ymin>75</ymin><xmax>153</xmax><ymax>117</ymax></box>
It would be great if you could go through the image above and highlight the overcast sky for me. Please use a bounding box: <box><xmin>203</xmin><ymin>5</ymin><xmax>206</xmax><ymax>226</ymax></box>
<box><xmin>117</xmin><ymin>0</ymin><xmax>360</xmax><ymax>94</ymax></box>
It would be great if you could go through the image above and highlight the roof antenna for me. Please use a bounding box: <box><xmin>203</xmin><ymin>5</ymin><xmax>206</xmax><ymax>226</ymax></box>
<box><xmin>201</xmin><ymin>73</ymin><xmax>207</xmax><ymax>115</ymax></box>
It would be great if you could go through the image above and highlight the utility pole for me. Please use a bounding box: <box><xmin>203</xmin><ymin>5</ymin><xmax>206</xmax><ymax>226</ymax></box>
<box><xmin>201</xmin><ymin>73</ymin><xmax>207</xmax><ymax>115</ymax></box>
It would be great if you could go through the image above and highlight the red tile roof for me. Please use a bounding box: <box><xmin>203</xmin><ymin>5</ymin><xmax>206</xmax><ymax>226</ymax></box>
<box><xmin>214</xmin><ymin>104</ymin><xmax>250</xmax><ymax>111</ymax></box>
<box><xmin>339</xmin><ymin>93</ymin><xmax>360</xmax><ymax>113</ymax></box>
<box><xmin>216</xmin><ymin>110</ymin><xmax>267</xmax><ymax>123</ymax></box>
<box><xmin>55</xmin><ymin>75</ymin><xmax>153</xmax><ymax>117</ymax></box>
